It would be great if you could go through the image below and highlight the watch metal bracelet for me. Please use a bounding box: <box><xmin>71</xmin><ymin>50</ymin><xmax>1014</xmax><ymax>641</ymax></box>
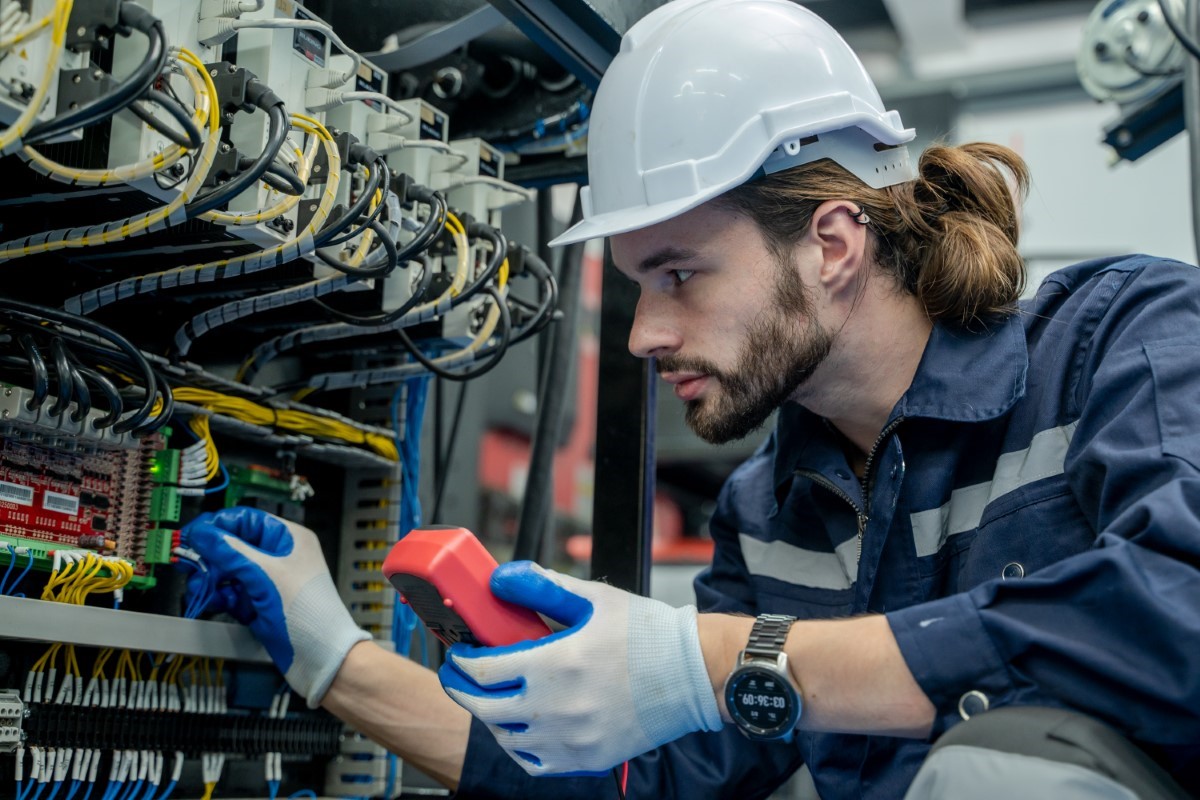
<box><xmin>743</xmin><ymin>613</ymin><xmax>797</xmax><ymax>658</ymax></box>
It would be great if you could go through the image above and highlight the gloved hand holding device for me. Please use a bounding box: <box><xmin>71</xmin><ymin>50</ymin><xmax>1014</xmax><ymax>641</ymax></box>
<box><xmin>181</xmin><ymin>507</ymin><xmax>370</xmax><ymax>706</ymax></box>
<box><xmin>438</xmin><ymin>560</ymin><xmax>723</xmax><ymax>775</ymax></box>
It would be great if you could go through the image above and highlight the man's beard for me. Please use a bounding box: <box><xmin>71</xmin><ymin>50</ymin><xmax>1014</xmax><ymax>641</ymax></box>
<box><xmin>659</xmin><ymin>258</ymin><xmax>833</xmax><ymax>444</ymax></box>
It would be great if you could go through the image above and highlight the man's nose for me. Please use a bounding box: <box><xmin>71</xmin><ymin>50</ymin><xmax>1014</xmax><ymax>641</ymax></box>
<box><xmin>627</xmin><ymin>293</ymin><xmax>682</xmax><ymax>359</ymax></box>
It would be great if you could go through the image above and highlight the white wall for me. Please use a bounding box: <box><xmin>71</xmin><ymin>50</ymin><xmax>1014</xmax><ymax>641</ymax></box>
<box><xmin>955</xmin><ymin>94</ymin><xmax>1196</xmax><ymax>292</ymax></box>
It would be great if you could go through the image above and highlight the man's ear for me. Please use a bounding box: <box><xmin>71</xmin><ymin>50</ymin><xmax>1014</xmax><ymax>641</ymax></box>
<box><xmin>806</xmin><ymin>199</ymin><xmax>869</xmax><ymax>298</ymax></box>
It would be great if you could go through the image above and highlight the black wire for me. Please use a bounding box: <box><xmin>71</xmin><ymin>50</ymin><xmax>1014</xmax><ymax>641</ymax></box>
<box><xmin>395</xmin><ymin>191</ymin><xmax>447</xmax><ymax>265</ymax></box>
<box><xmin>138</xmin><ymin>370</ymin><xmax>173</xmax><ymax>435</ymax></box>
<box><xmin>320</xmin><ymin>159</ymin><xmax>392</xmax><ymax>247</ymax></box>
<box><xmin>154</xmin><ymin>152</ymin><xmax>194</xmax><ymax>191</ymax></box>
<box><xmin>25</xmin><ymin>13</ymin><xmax>168</xmax><ymax>145</ymax></box>
<box><xmin>67</xmin><ymin>362</ymin><xmax>91</xmax><ymax>423</ymax></box>
<box><xmin>315</xmin><ymin>218</ymin><xmax>399</xmax><ymax>279</ymax></box>
<box><xmin>128</xmin><ymin>88</ymin><xmax>203</xmax><ymax>149</ymax></box>
<box><xmin>74</xmin><ymin>366</ymin><xmax>123</xmax><ymax>430</ymax></box>
<box><xmin>314</xmin><ymin>159</ymin><xmax>384</xmax><ymax>247</ymax></box>
<box><xmin>394</xmin><ymin>286</ymin><xmax>512</xmax><ymax>382</ymax></box>
<box><xmin>187</xmin><ymin>102</ymin><xmax>290</xmax><ymax>218</ymax></box>
<box><xmin>613</xmin><ymin>768</ymin><xmax>627</xmax><ymax>800</ymax></box>
<box><xmin>0</xmin><ymin>300</ymin><xmax>157</xmax><ymax>434</ymax></box>
<box><xmin>250</xmin><ymin>158</ymin><xmax>307</xmax><ymax>197</ymax></box>
<box><xmin>454</xmin><ymin>224</ymin><xmax>507</xmax><ymax>305</ymax></box>
<box><xmin>16</xmin><ymin>334</ymin><xmax>48</xmax><ymax>410</ymax></box>
<box><xmin>430</xmin><ymin>383</ymin><xmax>468</xmax><ymax>524</ymax></box>
<box><xmin>1160</xmin><ymin>0</ymin><xmax>1200</xmax><ymax>60</ymax></box>
<box><xmin>313</xmin><ymin>253</ymin><xmax>433</xmax><ymax>326</ymax></box>
<box><xmin>48</xmin><ymin>338</ymin><xmax>73</xmax><ymax>418</ymax></box>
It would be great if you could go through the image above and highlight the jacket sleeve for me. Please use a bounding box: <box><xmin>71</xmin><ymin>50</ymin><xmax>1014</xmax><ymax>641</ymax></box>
<box><xmin>888</xmin><ymin>261</ymin><xmax>1200</xmax><ymax>766</ymax></box>
<box><xmin>455</xmin><ymin>717</ymin><xmax>803</xmax><ymax>800</ymax></box>
<box><xmin>456</xmin><ymin>463</ymin><xmax>803</xmax><ymax>799</ymax></box>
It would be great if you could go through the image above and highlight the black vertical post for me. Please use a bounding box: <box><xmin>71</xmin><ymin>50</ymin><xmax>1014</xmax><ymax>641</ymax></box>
<box><xmin>591</xmin><ymin>246</ymin><xmax>655</xmax><ymax>596</ymax></box>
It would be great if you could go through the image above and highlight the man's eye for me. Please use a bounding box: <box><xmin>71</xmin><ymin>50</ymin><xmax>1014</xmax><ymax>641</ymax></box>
<box><xmin>671</xmin><ymin>269</ymin><xmax>695</xmax><ymax>285</ymax></box>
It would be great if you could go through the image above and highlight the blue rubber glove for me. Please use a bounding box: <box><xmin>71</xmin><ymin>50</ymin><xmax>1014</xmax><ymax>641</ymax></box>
<box><xmin>181</xmin><ymin>507</ymin><xmax>370</xmax><ymax>706</ymax></box>
<box><xmin>439</xmin><ymin>561</ymin><xmax>723</xmax><ymax>775</ymax></box>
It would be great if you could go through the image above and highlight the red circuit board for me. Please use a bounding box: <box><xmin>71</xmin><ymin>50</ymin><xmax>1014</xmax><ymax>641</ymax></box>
<box><xmin>0</xmin><ymin>437</ymin><xmax>158</xmax><ymax>575</ymax></box>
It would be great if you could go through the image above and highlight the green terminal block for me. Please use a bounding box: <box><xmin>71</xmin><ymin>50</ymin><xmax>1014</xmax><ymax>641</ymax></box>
<box><xmin>149</xmin><ymin>449</ymin><xmax>181</xmax><ymax>485</ymax></box>
<box><xmin>149</xmin><ymin>485</ymin><xmax>182</xmax><ymax>524</ymax></box>
<box><xmin>143</xmin><ymin>528</ymin><xmax>175</xmax><ymax>565</ymax></box>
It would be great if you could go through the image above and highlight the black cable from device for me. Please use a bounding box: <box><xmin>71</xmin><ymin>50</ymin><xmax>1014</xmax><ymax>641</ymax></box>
<box><xmin>138</xmin><ymin>370</ymin><xmax>173</xmax><ymax>435</ymax></box>
<box><xmin>314</xmin><ymin>218</ymin><xmax>398</xmax><ymax>279</ymax></box>
<box><xmin>394</xmin><ymin>286</ymin><xmax>512</xmax><ymax>382</ymax></box>
<box><xmin>313</xmin><ymin>159</ymin><xmax>384</xmax><ymax>247</ymax></box>
<box><xmin>67</xmin><ymin>362</ymin><xmax>92</xmax><ymax>423</ymax></box>
<box><xmin>187</xmin><ymin>99</ymin><xmax>289</xmax><ymax>218</ymax></box>
<box><xmin>0</xmin><ymin>300</ymin><xmax>157</xmax><ymax>434</ymax></box>
<box><xmin>1160</xmin><ymin>0</ymin><xmax>1200</xmax><ymax>60</ymax></box>
<box><xmin>312</xmin><ymin>253</ymin><xmax>433</xmax><ymax>327</ymax></box>
<box><xmin>319</xmin><ymin>159</ymin><xmax>392</xmax><ymax>247</ymax></box>
<box><xmin>613</xmin><ymin>767</ymin><xmax>626</xmax><ymax>800</ymax></box>
<box><xmin>74</xmin><ymin>366</ymin><xmax>123</xmax><ymax>430</ymax></box>
<box><xmin>16</xmin><ymin>334</ymin><xmax>48</xmax><ymax>410</ymax></box>
<box><xmin>25</xmin><ymin>7</ymin><xmax>168</xmax><ymax>145</ymax></box>
<box><xmin>128</xmin><ymin>88</ymin><xmax>203</xmax><ymax>150</ymax></box>
<box><xmin>47</xmin><ymin>338</ymin><xmax>73</xmax><ymax>418</ymax></box>
<box><xmin>248</xmin><ymin>157</ymin><xmax>307</xmax><ymax>197</ymax></box>
<box><xmin>453</xmin><ymin>223</ymin><xmax>507</xmax><ymax>305</ymax></box>
<box><xmin>430</xmin><ymin>382</ymin><xmax>468</xmax><ymax>524</ymax></box>
<box><xmin>397</xmin><ymin>190</ymin><xmax>447</xmax><ymax>264</ymax></box>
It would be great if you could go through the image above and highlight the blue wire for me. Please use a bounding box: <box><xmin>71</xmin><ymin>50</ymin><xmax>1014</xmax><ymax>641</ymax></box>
<box><xmin>15</xmin><ymin>780</ymin><xmax>26</xmax><ymax>800</ymax></box>
<box><xmin>46</xmin><ymin>780</ymin><xmax>63</xmax><ymax>800</ymax></box>
<box><xmin>0</xmin><ymin>543</ymin><xmax>17</xmax><ymax>594</ymax></box>
<box><xmin>80</xmin><ymin>782</ymin><xmax>94</xmax><ymax>800</ymax></box>
<box><xmin>383</xmin><ymin>753</ymin><xmax>397</xmax><ymax>800</ymax></box>
<box><xmin>31</xmin><ymin>780</ymin><xmax>47</xmax><ymax>800</ymax></box>
<box><xmin>64</xmin><ymin>780</ymin><xmax>81</xmax><ymax>800</ymax></box>
<box><xmin>286</xmin><ymin>792</ymin><xmax>318</xmax><ymax>799</ymax></box>
<box><xmin>9</xmin><ymin>548</ymin><xmax>34</xmax><ymax>597</ymax></box>
<box><xmin>153</xmin><ymin>781</ymin><xmax>175</xmax><ymax>800</ymax></box>
<box><xmin>139</xmin><ymin>781</ymin><xmax>156</xmax><ymax>800</ymax></box>
<box><xmin>203</xmin><ymin>463</ymin><xmax>229</xmax><ymax>495</ymax></box>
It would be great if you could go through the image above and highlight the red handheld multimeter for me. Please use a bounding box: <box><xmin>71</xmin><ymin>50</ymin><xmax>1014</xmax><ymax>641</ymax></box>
<box><xmin>381</xmin><ymin>526</ymin><xmax>551</xmax><ymax>647</ymax></box>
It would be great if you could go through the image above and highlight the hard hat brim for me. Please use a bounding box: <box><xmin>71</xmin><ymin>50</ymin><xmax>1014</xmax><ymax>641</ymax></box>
<box><xmin>547</xmin><ymin>193</ymin><xmax>708</xmax><ymax>248</ymax></box>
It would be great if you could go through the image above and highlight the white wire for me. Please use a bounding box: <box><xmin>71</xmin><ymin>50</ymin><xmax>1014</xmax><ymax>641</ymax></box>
<box><xmin>231</xmin><ymin>18</ymin><xmax>360</xmax><ymax>85</ymax></box>
<box><xmin>337</xmin><ymin>91</ymin><xmax>414</xmax><ymax>124</ymax></box>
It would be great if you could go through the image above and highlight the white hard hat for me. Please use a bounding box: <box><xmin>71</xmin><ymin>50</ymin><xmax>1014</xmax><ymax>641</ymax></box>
<box><xmin>549</xmin><ymin>0</ymin><xmax>916</xmax><ymax>247</ymax></box>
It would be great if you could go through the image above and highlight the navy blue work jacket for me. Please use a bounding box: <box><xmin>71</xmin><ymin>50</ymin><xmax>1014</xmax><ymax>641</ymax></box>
<box><xmin>455</xmin><ymin>255</ymin><xmax>1200</xmax><ymax>799</ymax></box>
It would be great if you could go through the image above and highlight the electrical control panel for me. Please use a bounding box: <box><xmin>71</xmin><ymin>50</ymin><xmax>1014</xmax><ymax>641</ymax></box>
<box><xmin>0</xmin><ymin>1</ymin><xmax>555</xmax><ymax>797</ymax></box>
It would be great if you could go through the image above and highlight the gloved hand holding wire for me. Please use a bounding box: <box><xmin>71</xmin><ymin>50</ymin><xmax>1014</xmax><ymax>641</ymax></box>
<box><xmin>439</xmin><ymin>561</ymin><xmax>723</xmax><ymax>775</ymax></box>
<box><xmin>181</xmin><ymin>507</ymin><xmax>369</xmax><ymax>706</ymax></box>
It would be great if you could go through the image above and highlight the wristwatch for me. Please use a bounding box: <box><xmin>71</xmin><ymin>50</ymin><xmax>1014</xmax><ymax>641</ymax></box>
<box><xmin>723</xmin><ymin>613</ymin><xmax>802</xmax><ymax>740</ymax></box>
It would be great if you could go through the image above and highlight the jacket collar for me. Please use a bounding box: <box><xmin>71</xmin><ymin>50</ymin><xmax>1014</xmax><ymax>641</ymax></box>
<box><xmin>769</xmin><ymin>314</ymin><xmax>1029</xmax><ymax>506</ymax></box>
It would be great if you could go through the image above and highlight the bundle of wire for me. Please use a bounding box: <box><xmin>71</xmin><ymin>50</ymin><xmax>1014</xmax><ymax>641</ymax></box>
<box><xmin>0</xmin><ymin>299</ymin><xmax>170</xmax><ymax>436</ymax></box>
<box><xmin>172</xmin><ymin>387</ymin><xmax>398</xmax><ymax>461</ymax></box>
<box><xmin>63</xmin><ymin>112</ymin><xmax>342</xmax><ymax>318</ymax></box>
<box><xmin>0</xmin><ymin>47</ymin><xmax>221</xmax><ymax>261</ymax></box>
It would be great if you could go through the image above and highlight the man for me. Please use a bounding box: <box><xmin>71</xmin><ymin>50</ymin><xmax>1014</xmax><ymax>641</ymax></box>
<box><xmin>184</xmin><ymin>0</ymin><xmax>1200</xmax><ymax>797</ymax></box>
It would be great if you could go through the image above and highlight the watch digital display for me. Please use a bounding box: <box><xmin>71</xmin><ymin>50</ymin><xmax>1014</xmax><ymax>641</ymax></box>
<box><xmin>729</xmin><ymin>669</ymin><xmax>793</xmax><ymax>732</ymax></box>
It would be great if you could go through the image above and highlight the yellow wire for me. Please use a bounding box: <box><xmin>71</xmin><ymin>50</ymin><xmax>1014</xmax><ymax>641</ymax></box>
<box><xmin>173</xmin><ymin>387</ymin><xmax>398</xmax><ymax>461</ymax></box>
<box><xmin>0</xmin><ymin>0</ymin><xmax>71</xmax><ymax>155</ymax></box>
<box><xmin>200</xmin><ymin>782</ymin><xmax>216</xmax><ymax>800</ymax></box>
<box><xmin>20</xmin><ymin>50</ymin><xmax>209</xmax><ymax>186</ymax></box>
<box><xmin>0</xmin><ymin>46</ymin><xmax>220</xmax><ymax>257</ymax></box>
<box><xmin>0</xmin><ymin>7</ymin><xmax>53</xmax><ymax>50</ymax></box>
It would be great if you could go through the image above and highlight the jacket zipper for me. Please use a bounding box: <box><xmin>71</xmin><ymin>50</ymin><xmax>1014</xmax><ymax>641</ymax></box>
<box><xmin>795</xmin><ymin>416</ymin><xmax>906</xmax><ymax>570</ymax></box>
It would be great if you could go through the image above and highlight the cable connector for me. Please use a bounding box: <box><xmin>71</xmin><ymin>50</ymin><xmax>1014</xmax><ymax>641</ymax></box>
<box><xmin>197</xmin><ymin>16</ymin><xmax>238</xmax><ymax>46</ymax></box>
<box><xmin>199</xmin><ymin>0</ymin><xmax>260</xmax><ymax>21</ymax></box>
<box><xmin>306</xmin><ymin>68</ymin><xmax>349</xmax><ymax>91</ymax></box>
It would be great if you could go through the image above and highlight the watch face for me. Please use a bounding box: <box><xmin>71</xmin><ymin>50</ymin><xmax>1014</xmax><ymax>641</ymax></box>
<box><xmin>725</xmin><ymin>665</ymin><xmax>799</xmax><ymax>739</ymax></box>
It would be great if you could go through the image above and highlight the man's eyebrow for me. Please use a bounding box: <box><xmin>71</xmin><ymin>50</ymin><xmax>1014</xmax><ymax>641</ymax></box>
<box><xmin>635</xmin><ymin>247</ymin><xmax>698</xmax><ymax>274</ymax></box>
